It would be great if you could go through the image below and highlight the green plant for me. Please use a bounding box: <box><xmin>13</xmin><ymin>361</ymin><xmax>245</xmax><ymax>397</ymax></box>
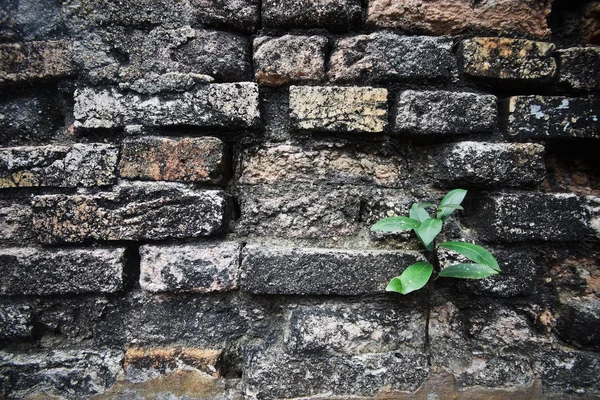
<box><xmin>371</xmin><ymin>189</ymin><xmax>500</xmax><ymax>295</ymax></box>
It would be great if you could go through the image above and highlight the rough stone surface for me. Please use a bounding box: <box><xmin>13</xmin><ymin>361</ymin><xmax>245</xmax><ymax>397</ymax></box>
<box><xmin>253</xmin><ymin>35</ymin><xmax>328</xmax><ymax>87</ymax></box>
<box><xmin>0</xmin><ymin>348</ymin><xmax>123</xmax><ymax>399</ymax></box>
<box><xmin>0</xmin><ymin>40</ymin><xmax>74</xmax><ymax>83</ymax></box>
<box><xmin>467</xmin><ymin>193</ymin><xmax>590</xmax><ymax>242</ymax></box>
<box><xmin>0</xmin><ymin>199</ymin><xmax>33</xmax><ymax>243</ymax></box>
<box><xmin>119</xmin><ymin>136</ymin><xmax>228</xmax><ymax>184</ymax></box>
<box><xmin>507</xmin><ymin>96</ymin><xmax>600</xmax><ymax>139</ymax></box>
<box><xmin>558</xmin><ymin>47</ymin><xmax>600</xmax><ymax>92</ymax></box>
<box><xmin>556</xmin><ymin>295</ymin><xmax>600</xmax><ymax>349</ymax></box>
<box><xmin>588</xmin><ymin>196</ymin><xmax>600</xmax><ymax>239</ymax></box>
<box><xmin>532</xmin><ymin>346</ymin><xmax>600</xmax><ymax>394</ymax></box>
<box><xmin>0</xmin><ymin>144</ymin><xmax>118</xmax><ymax>188</ymax></box>
<box><xmin>459</xmin><ymin>37</ymin><xmax>556</xmax><ymax>81</ymax></box>
<box><xmin>0</xmin><ymin>302</ymin><xmax>33</xmax><ymax>340</ymax></box>
<box><xmin>394</xmin><ymin>90</ymin><xmax>497</xmax><ymax>135</ymax></box>
<box><xmin>329</xmin><ymin>33</ymin><xmax>456</xmax><ymax>83</ymax></box>
<box><xmin>235</xmin><ymin>185</ymin><xmax>361</xmax><ymax>238</ymax></box>
<box><xmin>261</xmin><ymin>0</ymin><xmax>362</xmax><ymax>30</ymax></box>
<box><xmin>286</xmin><ymin>302</ymin><xmax>425</xmax><ymax>355</ymax></box>
<box><xmin>289</xmin><ymin>86</ymin><xmax>388</xmax><ymax>133</ymax></box>
<box><xmin>73</xmin><ymin>83</ymin><xmax>260</xmax><ymax>129</ymax></box>
<box><xmin>31</xmin><ymin>182</ymin><xmax>228</xmax><ymax>244</ymax></box>
<box><xmin>0</xmin><ymin>247</ymin><xmax>126</xmax><ymax>296</ymax></box>
<box><xmin>366</xmin><ymin>0</ymin><xmax>552</xmax><ymax>38</ymax></box>
<box><xmin>0</xmin><ymin>93</ymin><xmax>64</xmax><ymax>146</ymax></box>
<box><xmin>239</xmin><ymin>143</ymin><xmax>404</xmax><ymax>187</ymax></box>
<box><xmin>459</xmin><ymin>250</ymin><xmax>538</xmax><ymax>297</ymax></box>
<box><xmin>241</xmin><ymin>245</ymin><xmax>423</xmax><ymax>295</ymax></box>
<box><xmin>0</xmin><ymin>0</ymin><xmax>67</xmax><ymax>42</ymax></box>
<box><xmin>93</xmin><ymin>291</ymin><xmax>250</xmax><ymax>346</ymax></box>
<box><xmin>244</xmin><ymin>346</ymin><xmax>429</xmax><ymax>398</ymax></box>
<box><xmin>434</xmin><ymin>142</ymin><xmax>546</xmax><ymax>187</ymax></box>
<box><xmin>66</xmin><ymin>0</ymin><xmax>259</xmax><ymax>33</ymax></box>
<box><xmin>139</xmin><ymin>242</ymin><xmax>241</xmax><ymax>293</ymax></box>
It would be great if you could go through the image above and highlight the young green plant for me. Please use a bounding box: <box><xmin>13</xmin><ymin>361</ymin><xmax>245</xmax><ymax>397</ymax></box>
<box><xmin>371</xmin><ymin>189</ymin><xmax>500</xmax><ymax>295</ymax></box>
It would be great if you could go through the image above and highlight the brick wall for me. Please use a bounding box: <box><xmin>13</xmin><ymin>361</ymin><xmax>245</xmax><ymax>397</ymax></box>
<box><xmin>1</xmin><ymin>0</ymin><xmax>600</xmax><ymax>398</ymax></box>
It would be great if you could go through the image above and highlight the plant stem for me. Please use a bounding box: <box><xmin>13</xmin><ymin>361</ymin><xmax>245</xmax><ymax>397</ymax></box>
<box><xmin>424</xmin><ymin>241</ymin><xmax>440</xmax><ymax>357</ymax></box>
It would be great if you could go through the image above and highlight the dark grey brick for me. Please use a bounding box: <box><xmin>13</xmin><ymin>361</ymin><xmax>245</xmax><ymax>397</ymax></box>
<box><xmin>241</xmin><ymin>244</ymin><xmax>423</xmax><ymax>295</ymax></box>
<box><xmin>466</xmin><ymin>193</ymin><xmax>590</xmax><ymax>242</ymax></box>
<box><xmin>558</xmin><ymin>47</ymin><xmax>600</xmax><ymax>91</ymax></box>
<box><xmin>0</xmin><ymin>144</ymin><xmax>118</xmax><ymax>189</ymax></box>
<box><xmin>507</xmin><ymin>96</ymin><xmax>600</xmax><ymax>139</ymax></box>
<box><xmin>0</xmin><ymin>199</ymin><xmax>34</xmax><ymax>243</ymax></box>
<box><xmin>262</xmin><ymin>0</ymin><xmax>362</xmax><ymax>31</ymax></box>
<box><xmin>556</xmin><ymin>295</ymin><xmax>600</xmax><ymax>350</ymax></box>
<box><xmin>0</xmin><ymin>348</ymin><xmax>122</xmax><ymax>398</ymax></box>
<box><xmin>0</xmin><ymin>40</ymin><xmax>74</xmax><ymax>83</ymax></box>
<box><xmin>434</xmin><ymin>142</ymin><xmax>545</xmax><ymax>187</ymax></box>
<box><xmin>394</xmin><ymin>91</ymin><xmax>497</xmax><ymax>135</ymax></box>
<box><xmin>94</xmin><ymin>291</ymin><xmax>249</xmax><ymax>346</ymax></box>
<box><xmin>0</xmin><ymin>247</ymin><xmax>125</xmax><ymax>296</ymax></box>
<box><xmin>329</xmin><ymin>33</ymin><xmax>456</xmax><ymax>83</ymax></box>
<box><xmin>32</xmin><ymin>182</ymin><xmax>228</xmax><ymax>244</ymax></box>
<box><xmin>0</xmin><ymin>302</ymin><xmax>33</xmax><ymax>340</ymax></box>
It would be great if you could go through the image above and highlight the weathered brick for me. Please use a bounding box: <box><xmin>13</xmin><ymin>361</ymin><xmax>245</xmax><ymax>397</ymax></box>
<box><xmin>0</xmin><ymin>199</ymin><xmax>33</xmax><ymax>243</ymax></box>
<box><xmin>0</xmin><ymin>302</ymin><xmax>33</xmax><ymax>340</ymax></box>
<box><xmin>124</xmin><ymin>347</ymin><xmax>222</xmax><ymax>380</ymax></box>
<box><xmin>253</xmin><ymin>35</ymin><xmax>328</xmax><ymax>87</ymax></box>
<box><xmin>244</xmin><ymin>346</ymin><xmax>429</xmax><ymax>398</ymax></box>
<box><xmin>0</xmin><ymin>93</ymin><xmax>64</xmax><ymax>146</ymax></box>
<box><xmin>190</xmin><ymin>0</ymin><xmax>259</xmax><ymax>33</ymax></box>
<box><xmin>66</xmin><ymin>0</ymin><xmax>259</xmax><ymax>32</ymax></box>
<box><xmin>466</xmin><ymin>193</ymin><xmax>590</xmax><ymax>242</ymax></box>
<box><xmin>94</xmin><ymin>291</ymin><xmax>249</xmax><ymax>346</ymax></box>
<box><xmin>583</xmin><ymin>2</ymin><xmax>600</xmax><ymax>45</ymax></box>
<box><xmin>286</xmin><ymin>302</ymin><xmax>425</xmax><ymax>355</ymax></box>
<box><xmin>434</xmin><ymin>142</ymin><xmax>546</xmax><ymax>187</ymax></box>
<box><xmin>329</xmin><ymin>33</ymin><xmax>456</xmax><ymax>83</ymax></box>
<box><xmin>0</xmin><ymin>40</ymin><xmax>74</xmax><ymax>83</ymax></box>
<box><xmin>532</xmin><ymin>346</ymin><xmax>600</xmax><ymax>393</ymax></box>
<box><xmin>507</xmin><ymin>96</ymin><xmax>600</xmax><ymax>139</ymax></box>
<box><xmin>119</xmin><ymin>136</ymin><xmax>228</xmax><ymax>184</ymax></box>
<box><xmin>239</xmin><ymin>143</ymin><xmax>404</xmax><ymax>187</ymax></box>
<box><xmin>366</xmin><ymin>0</ymin><xmax>552</xmax><ymax>38</ymax></box>
<box><xmin>261</xmin><ymin>0</ymin><xmax>361</xmax><ymax>30</ymax></box>
<box><xmin>73</xmin><ymin>83</ymin><xmax>259</xmax><ymax>129</ymax></box>
<box><xmin>32</xmin><ymin>182</ymin><xmax>228</xmax><ymax>244</ymax></box>
<box><xmin>588</xmin><ymin>196</ymin><xmax>600</xmax><ymax>239</ymax></box>
<box><xmin>235</xmin><ymin>185</ymin><xmax>361</xmax><ymax>238</ymax></box>
<box><xmin>0</xmin><ymin>247</ymin><xmax>125</xmax><ymax>296</ymax></box>
<box><xmin>556</xmin><ymin>295</ymin><xmax>600</xmax><ymax>349</ymax></box>
<box><xmin>394</xmin><ymin>90</ymin><xmax>497</xmax><ymax>135</ymax></box>
<box><xmin>139</xmin><ymin>242</ymin><xmax>241</xmax><ymax>293</ymax></box>
<box><xmin>0</xmin><ymin>0</ymin><xmax>66</xmax><ymax>42</ymax></box>
<box><xmin>289</xmin><ymin>86</ymin><xmax>388</xmax><ymax>133</ymax></box>
<box><xmin>241</xmin><ymin>245</ymin><xmax>423</xmax><ymax>295</ymax></box>
<box><xmin>0</xmin><ymin>144</ymin><xmax>118</xmax><ymax>189</ymax></box>
<box><xmin>0</xmin><ymin>348</ymin><xmax>122</xmax><ymax>399</ymax></box>
<box><xmin>459</xmin><ymin>37</ymin><xmax>556</xmax><ymax>81</ymax></box>
<box><xmin>558</xmin><ymin>47</ymin><xmax>600</xmax><ymax>92</ymax></box>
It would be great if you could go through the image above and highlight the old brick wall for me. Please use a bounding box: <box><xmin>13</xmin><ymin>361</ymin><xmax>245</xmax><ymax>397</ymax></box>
<box><xmin>1</xmin><ymin>0</ymin><xmax>600</xmax><ymax>398</ymax></box>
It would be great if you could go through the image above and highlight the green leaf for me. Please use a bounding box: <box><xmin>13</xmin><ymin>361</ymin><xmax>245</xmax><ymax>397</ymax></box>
<box><xmin>438</xmin><ymin>263</ymin><xmax>498</xmax><ymax>279</ymax></box>
<box><xmin>436</xmin><ymin>204</ymin><xmax>464</xmax><ymax>219</ymax></box>
<box><xmin>386</xmin><ymin>261</ymin><xmax>433</xmax><ymax>294</ymax></box>
<box><xmin>410</xmin><ymin>203</ymin><xmax>431</xmax><ymax>223</ymax></box>
<box><xmin>438</xmin><ymin>189</ymin><xmax>467</xmax><ymax>219</ymax></box>
<box><xmin>439</xmin><ymin>241</ymin><xmax>500</xmax><ymax>272</ymax></box>
<box><xmin>416</xmin><ymin>218</ymin><xmax>443</xmax><ymax>248</ymax></box>
<box><xmin>371</xmin><ymin>216</ymin><xmax>421</xmax><ymax>232</ymax></box>
<box><xmin>440</xmin><ymin>189</ymin><xmax>467</xmax><ymax>207</ymax></box>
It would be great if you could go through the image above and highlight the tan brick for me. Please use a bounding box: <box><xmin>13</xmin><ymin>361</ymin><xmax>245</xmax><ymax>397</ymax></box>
<box><xmin>119</xmin><ymin>136</ymin><xmax>228</xmax><ymax>184</ymax></box>
<box><xmin>0</xmin><ymin>40</ymin><xmax>74</xmax><ymax>84</ymax></box>
<box><xmin>124</xmin><ymin>347</ymin><xmax>222</xmax><ymax>379</ymax></box>
<box><xmin>459</xmin><ymin>37</ymin><xmax>556</xmax><ymax>81</ymax></box>
<box><xmin>289</xmin><ymin>86</ymin><xmax>388</xmax><ymax>133</ymax></box>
